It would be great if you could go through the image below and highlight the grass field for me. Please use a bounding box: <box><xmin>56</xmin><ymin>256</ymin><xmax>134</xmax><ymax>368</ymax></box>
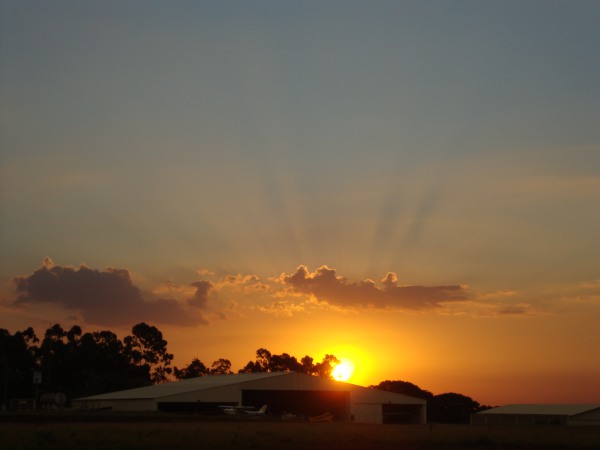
<box><xmin>1</xmin><ymin>419</ymin><xmax>600</xmax><ymax>450</ymax></box>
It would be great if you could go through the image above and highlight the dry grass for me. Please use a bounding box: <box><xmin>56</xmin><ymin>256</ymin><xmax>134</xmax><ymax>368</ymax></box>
<box><xmin>0</xmin><ymin>420</ymin><xmax>599</xmax><ymax>450</ymax></box>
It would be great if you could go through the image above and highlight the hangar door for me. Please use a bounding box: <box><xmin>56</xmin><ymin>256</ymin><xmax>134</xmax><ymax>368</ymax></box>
<box><xmin>242</xmin><ymin>389</ymin><xmax>350</xmax><ymax>421</ymax></box>
<box><xmin>382</xmin><ymin>403</ymin><xmax>423</xmax><ymax>424</ymax></box>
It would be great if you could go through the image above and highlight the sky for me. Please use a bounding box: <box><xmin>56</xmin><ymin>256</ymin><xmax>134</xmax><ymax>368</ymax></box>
<box><xmin>1</xmin><ymin>0</ymin><xmax>599</xmax><ymax>406</ymax></box>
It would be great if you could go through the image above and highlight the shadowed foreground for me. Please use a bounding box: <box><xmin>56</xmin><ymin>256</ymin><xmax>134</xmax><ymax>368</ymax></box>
<box><xmin>1</xmin><ymin>421</ymin><xmax>600</xmax><ymax>450</ymax></box>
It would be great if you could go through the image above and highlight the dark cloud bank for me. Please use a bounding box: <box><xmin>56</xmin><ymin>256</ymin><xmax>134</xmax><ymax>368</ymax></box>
<box><xmin>10</xmin><ymin>260</ymin><xmax>473</xmax><ymax>327</ymax></box>
<box><xmin>282</xmin><ymin>265</ymin><xmax>468</xmax><ymax>309</ymax></box>
<box><xmin>12</xmin><ymin>259</ymin><xmax>210</xmax><ymax>326</ymax></box>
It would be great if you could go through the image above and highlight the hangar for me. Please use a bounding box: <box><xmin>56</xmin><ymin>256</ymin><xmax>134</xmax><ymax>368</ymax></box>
<box><xmin>72</xmin><ymin>371</ymin><xmax>426</xmax><ymax>424</ymax></box>
<box><xmin>471</xmin><ymin>404</ymin><xmax>600</xmax><ymax>426</ymax></box>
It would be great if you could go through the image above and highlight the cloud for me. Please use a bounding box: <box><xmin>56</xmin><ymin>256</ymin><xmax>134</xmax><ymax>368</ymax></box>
<box><xmin>256</xmin><ymin>300</ymin><xmax>306</xmax><ymax>318</ymax></box>
<box><xmin>496</xmin><ymin>305</ymin><xmax>530</xmax><ymax>315</ymax></box>
<box><xmin>188</xmin><ymin>280</ymin><xmax>212</xmax><ymax>308</ymax></box>
<box><xmin>196</xmin><ymin>268</ymin><xmax>215</xmax><ymax>276</ymax></box>
<box><xmin>12</xmin><ymin>259</ymin><xmax>206</xmax><ymax>326</ymax></box>
<box><xmin>280</xmin><ymin>265</ymin><xmax>468</xmax><ymax>310</ymax></box>
<box><xmin>216</xmin><ymin>273</ymin><xmax>270</xmax><ymax>293</ymax></box>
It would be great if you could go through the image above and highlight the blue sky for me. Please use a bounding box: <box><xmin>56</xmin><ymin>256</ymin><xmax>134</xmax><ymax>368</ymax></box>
<box><xmin>1</xmin><ymin>1</ymin><xmax>599</xmax><ymax>403</ymax></box>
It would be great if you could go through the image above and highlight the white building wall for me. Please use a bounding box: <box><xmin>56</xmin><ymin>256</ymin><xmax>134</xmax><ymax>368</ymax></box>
<box><xmin>353</xmin><ymin>403</ymin><xmax>382</xmax><ymax>424</ymax></box>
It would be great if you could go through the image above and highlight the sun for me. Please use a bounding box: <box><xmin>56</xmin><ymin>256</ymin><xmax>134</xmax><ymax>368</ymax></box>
<box><xmin>332</xmin><ymin>359</ymin><xmax>355</xmax><ymax>382</ymax></box>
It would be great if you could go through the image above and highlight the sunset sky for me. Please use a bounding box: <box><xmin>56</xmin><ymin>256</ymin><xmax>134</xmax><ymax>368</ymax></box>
<box><xmin>1</xmin><ymin>1</ymin><xmax>599</xmax><ymax>406</ymax></box>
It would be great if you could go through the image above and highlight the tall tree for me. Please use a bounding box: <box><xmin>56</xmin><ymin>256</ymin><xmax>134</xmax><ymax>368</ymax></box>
<box><xmin>268</xmin><ymin>353</ymin><xmax>302</xmax><ymax>372</ymax></box>
<box><xmin>312</xmin><ymin>354</ymin><xmax>340</xmax><ymax>378</ymax></box>
<box><xmin>124</xmin><ymin>323</ymin><xmax>173</xmax><ymax>383</ymax></box>
<box><xmin>210</xmin><ymin>358</ymin><xmax>233</xmax><ymax>375</ymax></box>
<box><xmin>300</xmin><ymin>355</ymin><xmax>314</xmax><ymax>375</ymax></box>
<box><xmin>0</xmin><ymin>327</ymin><xmax>39</xmax><ymax>407</ymax></box>
<box><xmin>73</xmin><ymin>330</ymin><xmax>150</xmax><ymax>397</ymax></box>
<box><xmin>239</xmin><ymin>349</ymin><xmax>339</xmax><ymax>378</ymax></box>
<box><xmin>173</xmin><ymin>358</ymin><xmax>208</xmax><ymax>379</ymax></box>
<box><xmin>239</xmin><ymin>348</ymin><xmax>271</xmax><ymax>373</ymax></box>
<box><xmin>38</xmin><ymin>324</ymin><xmax>73</xmax><ymax>393</ymax></box>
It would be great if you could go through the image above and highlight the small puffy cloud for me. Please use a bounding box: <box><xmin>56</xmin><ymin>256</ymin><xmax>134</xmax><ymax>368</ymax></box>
<box><xmin>12</xmin><ymin>260</ymin><xmax>206</xmax><ymax>326</ymax></box>
<box><xmin>280</xmin><ymin>265</ymin><xmax>468</xmax><ymax>310</ymax></box>
<box><xmin>216</xmin><ymin>273</ymin><xmax>269</xmax><ymax>293</ymax></box>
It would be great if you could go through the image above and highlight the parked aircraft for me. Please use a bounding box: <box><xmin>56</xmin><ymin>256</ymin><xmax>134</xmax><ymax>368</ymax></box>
<box><xmin>220</xmin><ymin>404</ymin><xmax>268</xmax><ymax>416</ymax></box>
<box><xmin>244</xmin><ymin>404</ymin><xmax>268</xmax><ymax>416</ymax></box>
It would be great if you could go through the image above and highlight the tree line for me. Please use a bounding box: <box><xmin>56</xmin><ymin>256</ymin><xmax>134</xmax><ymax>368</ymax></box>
<box><xmin>0</xmin><ymin>323</ymin><xmax>340</xmax><ymax>404</ymax></box>
<box><xmin>1</xmin><ymin>323</ymin><xmax>488</xmax><ymax>422</ymax></box>
<box><xmin>372</xmin><ymin>380</ymin><xmax>491</xmax><ymax>423</ymax></box>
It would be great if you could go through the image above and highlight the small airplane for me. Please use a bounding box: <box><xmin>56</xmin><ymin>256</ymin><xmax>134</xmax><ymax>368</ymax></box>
<box><xmin>220</xmin><ymin>404</ymin><xmax>268</xmax><ymax>416</ymax></box>
<box><xmin>244</xmin><ymin>404</ymin><xmax>268</xmax><ymax>416</ymax></box>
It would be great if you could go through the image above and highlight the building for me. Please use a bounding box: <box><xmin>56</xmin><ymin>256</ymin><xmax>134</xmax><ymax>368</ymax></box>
<box><xmin>471</xmin><ymin>404</ymin><xmax>600</xmax><ymax>426</ymax></box>
<box><xmin>72</xmin><ymin>371</ymin><xmax>426</xmax><ymax>424</ymax></box>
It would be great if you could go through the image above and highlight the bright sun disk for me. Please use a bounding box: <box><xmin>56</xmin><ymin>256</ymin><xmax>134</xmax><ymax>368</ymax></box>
<box><xmin>332</xmin><ymin>359</ymin><xmax>354</xmax><ymax>381</ymax></box>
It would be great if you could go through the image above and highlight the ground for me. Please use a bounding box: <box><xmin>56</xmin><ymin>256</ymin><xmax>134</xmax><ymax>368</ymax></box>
<box><xmin>1</xmin><ymin>416</ymin><xmax>599</xmax><ymax>449</ymax></box>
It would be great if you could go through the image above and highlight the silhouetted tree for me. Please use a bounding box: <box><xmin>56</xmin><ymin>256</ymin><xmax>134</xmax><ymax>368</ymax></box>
<box><xmin>312</xmin><ymin>354</ymin><xmax>340</xmax><ymax>378</ymax></box>
<box><xmin>173</xmin><ymin>358</ymin><xmax>208</xmax><ymax>379</ymax></box>
<box><xmin>300</xmin><ymin>355</ymin><xmax>314</xmax><ymax>374</ymax></box>
<box><xmin>372</xmin><ymin>380</ymin><xmax>433</xmax><ymax>400</ymax></box>
<box><xmin>428</xmin><ymin>392</ymin><xmax>482</xmax><ymax>423</ymax></box>
<box><xmin>239</xmin><ymin>348</ymin><xmax>271</xmax><ymax>373</ymax></box>
<box><xmin>255</xmin><ymin>348</ymin><xmax>272</xmax><ymax>371</ymax></box>
<box><xmin>239</xmin><ymin>349</ymin><xmax>339</xmax><ymax>378</ymax></box>
<box><xmin>210</xmin><ymin>358</ymin><xmax>233</xmax><ymax>375</ymax></box>
<box><xmin>38</xmin><ymin>324</ymin><xmax>77</xmax><ymax>394</ymax></box>
<box><xmin>36</xmin><ymin>324</ymin><xmax>154</xmax><ymax>400</ymax></box>
<box><xmin>268</xmin><ymin>353</ymin><xmax>303</xmax><ymax>372</ymax></box>
<box><xmin>124</xmin><ymin>323</ymin><xmax>173</xmax><ymax>383</ymax></box>
<box><xmin>72</xmin><ymin>329</ymin><xmax>150</xmax><ymax>397</ymax></box>
<box><xmin>373</xmin><ymin>380</ymin><xmax>486</xmax><ymax>423</ymax></box>
<box><xmin>0</xmin><ymin>327</ymin><xmax>39</xmax><ymax>407</ymax></box>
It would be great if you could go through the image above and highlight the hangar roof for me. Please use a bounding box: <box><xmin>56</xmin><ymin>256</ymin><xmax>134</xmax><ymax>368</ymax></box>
<box><xmin>76</xmin><ymin>371</ymin><xmax>426</xmax><ymax>405</ymax></box>
<box><xmin>78</xmin><ymin>372</ymin><xmax>289</xmax><ymax>400</ymax></box>
<box><xmin>476</xmin><ymin>404</ymin><xmax>600</xmax><ymax>416</ymax></box>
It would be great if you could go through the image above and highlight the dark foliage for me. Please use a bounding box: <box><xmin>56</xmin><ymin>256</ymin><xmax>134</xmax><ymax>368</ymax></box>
<box><xmin>173</xmin><ymin>358</ymin><xmax>208</xmax><ymax>379</ymax></box>
<box><xmin>428</xmin><ymin>392</ymin><xmax>484</xmax><ymax>423</ymax></box>
<box><xmin>374</xmin><ymin>380</ymin><xmax>487</xmax><ymax>423</ymax></box>
<box><xmin>124</xmin><ymin>323</ymin><xmax>173</xmax><ymax>383</ymax></box>
<box><xmin>0</xmin><ymin>322</ymin><xmax>169</xmax><ymax>407</ymax></box>
<box><xmin>0</xmin><ymin>327</ymin><xmax>38</xmax><ymax>404</ymax></box>
<box><xmin>238</xmin><ymin>348</ymin><xmax>339</xmax><ymax>378</ymax></box>
<box><xmin>372</xmin><ymin>380</ymin><xmax>434</xmax><ymax>400</ymax></box>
